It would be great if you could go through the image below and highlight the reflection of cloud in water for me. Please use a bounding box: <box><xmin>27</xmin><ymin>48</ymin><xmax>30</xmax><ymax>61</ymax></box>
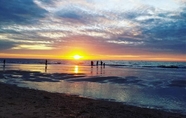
<box><xmin>17</xmin><ymin>78</ymin><xmax>186</xmax><ymax>114</ymax></box>
<box><xmin>169</xmin><ymin>80</ymin><xmax>186</xmax><ymax>88</ymax></box>
<box><xmin>0</xmin><ymin>70</ymin><xmax>85</xmax><ymax>83</ymax></box>
<box><xmin>0</xmin><ymin>66</ymin><xmax>186</xmax><ymax>114</ymax></box>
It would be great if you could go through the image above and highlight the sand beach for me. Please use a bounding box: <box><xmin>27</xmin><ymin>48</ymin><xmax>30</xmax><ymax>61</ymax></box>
<box><xmin>0</xmin><ymin>82</ymin><xmax>186</xmax><ymax>118</ymax></box>
<box><xmin>0</xmin><ymin>65</ymin><xmax>186</xmax><ymax>118</ymax></box>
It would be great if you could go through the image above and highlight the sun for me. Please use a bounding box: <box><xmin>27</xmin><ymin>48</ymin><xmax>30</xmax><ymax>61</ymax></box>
<box><xmin>73</xmin><ymin>55</ymin><xmax>82</xmax><ymax>60</ymax></box>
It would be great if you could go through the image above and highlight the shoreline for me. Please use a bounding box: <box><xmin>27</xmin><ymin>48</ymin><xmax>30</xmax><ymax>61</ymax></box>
<box><xmin>0</xmin><ymin>82</ymin><xmax>186</xmax><ymax>118</ymax></box>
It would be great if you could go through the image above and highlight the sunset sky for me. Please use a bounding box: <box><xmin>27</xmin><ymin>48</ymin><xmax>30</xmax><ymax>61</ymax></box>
<box><xmin>0</xmin><ymin>0</ymin><xmax>186</xmax><ymax>61</ymax></box>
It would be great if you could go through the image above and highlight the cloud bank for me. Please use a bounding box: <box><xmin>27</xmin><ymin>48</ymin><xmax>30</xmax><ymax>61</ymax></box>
<box><xmin>0</xmin><ymin>0</ymin><xmax>186</xmax><ymax>60</ymax></box>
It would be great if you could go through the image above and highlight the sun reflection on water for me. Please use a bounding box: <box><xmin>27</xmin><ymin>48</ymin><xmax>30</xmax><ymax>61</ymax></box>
<box><xmin>74</xmin><ymin>65</ymin><xmax>79</xmax><ymax>73</ymax></box>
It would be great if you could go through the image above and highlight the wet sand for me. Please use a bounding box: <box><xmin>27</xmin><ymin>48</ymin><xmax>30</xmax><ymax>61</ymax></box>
<box><xmin>0</xmin><ymin>82</ymin><xmax>185</xmax><ymax>118</ymax></box>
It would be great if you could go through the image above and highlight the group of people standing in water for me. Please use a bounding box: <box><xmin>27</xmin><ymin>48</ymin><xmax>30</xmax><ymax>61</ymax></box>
<box><xmin>2</xmin><ymin>59</ymin><xmax>105</xmax><ymax>70</ymax></box>
<box><xmin>91</xmin><ymin>61</ymin><xmax>105</xmax><ymax>68</ymax></box>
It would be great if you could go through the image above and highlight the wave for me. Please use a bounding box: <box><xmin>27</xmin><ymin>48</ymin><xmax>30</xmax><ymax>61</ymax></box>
<box><xmin>1</xmin><ymin>58</ymin><xmax>186</xmax><ymax>69</ymax></box>
<box><xmin>107</xmin><ymin>64</ymin><xmax>186</xmax><ymax>69</ymax></box>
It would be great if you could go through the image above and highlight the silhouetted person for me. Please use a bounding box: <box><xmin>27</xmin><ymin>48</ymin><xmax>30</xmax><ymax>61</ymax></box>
<box><xmin>45</xmin><ymin>60</ymin><xmax>48</xmax><ymax>72</ymax></box>
<box><xmin>45</xmin><ymin>60</ymin><xmax>48</xmax><ymax>66</ymax></box>
<box><xmin>100</xmin><ymin>61</ymin><xmax>103</xmax><ymax>66</ymax></box>
<box><xmin>103</xmin><ymin>63</ymin><xmax>105</xmax><ymax>68</ymax></box>
<box><xmin>96</xmin><ymin>61</ymin><xmax>99</xmax><ymax>66</ymax></box>
<box><xmin>91</xmin><ymin>61</ymin><xmax>94</xmax><ymax>67</ymax></box>
<box><xmin>3</xmin><ymin>59</ymin><xmax>5</xmax><ymax>66</ymax></box>
<box><xmin>3</xmin><ymin>59</ymin><xmax>5</xmax><ymax>71</ymax></box>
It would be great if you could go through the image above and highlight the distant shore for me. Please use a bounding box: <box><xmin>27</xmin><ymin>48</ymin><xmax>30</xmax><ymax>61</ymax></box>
<box><xmin>0</xmin><ymin>82</ymin><xmax>185</xmax><ymax>118</ymax></box>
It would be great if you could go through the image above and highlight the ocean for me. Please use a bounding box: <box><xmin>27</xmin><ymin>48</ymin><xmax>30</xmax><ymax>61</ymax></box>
<box><xmin>0</xmin><ymin>58</ymin><xmax>186</xmax><ymax>114</ymax></box>
<box><xmin>1</xmin><ymin>58</ymin><xmax>186</xmax><ymax>68</ymax></box>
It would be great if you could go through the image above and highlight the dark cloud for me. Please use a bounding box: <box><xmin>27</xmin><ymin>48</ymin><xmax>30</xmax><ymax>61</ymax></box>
<box><xmin>38</xmin><ymin>0</ymin><xmax>52</xmax><ymax>4</ymax></box>
<box><xmin>0</xmin><ymin>0</ymin><xmax>47</xmax><ymax>24</ymax></box>
<box><xmin>55</xmin><ymin>6</ymin><xmax>98</xmax><ymax>24</ymax></box>
<box><xmin>56</xmin><ymin>10</ymin><xmax>82</xmax><ymax>20</ymax></box>
<box><xmin>0</xmin><ymin>40</ymin><xmax>16</xmax><ymax>50</ymax></box>
<box><xmin>122</xmin><ymin>6</ymin><xmax>186</xmax><ymax>54</ymax></box>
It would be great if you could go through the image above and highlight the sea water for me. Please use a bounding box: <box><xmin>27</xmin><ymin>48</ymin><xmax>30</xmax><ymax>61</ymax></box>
<box><xmin>0</xmin><ymin>58</ymin><xmax>186</xmax><ymax>114</ymax></box>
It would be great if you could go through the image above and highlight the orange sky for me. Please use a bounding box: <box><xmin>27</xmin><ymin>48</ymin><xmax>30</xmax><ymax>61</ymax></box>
<box><xmin>0</xmin><ymin>50</ymin><xmax>186</xmax><ymax>62</ymax></box>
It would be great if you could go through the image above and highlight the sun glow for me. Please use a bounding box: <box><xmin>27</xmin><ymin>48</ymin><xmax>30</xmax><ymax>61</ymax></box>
<box><xmin>73</xmin><ymin>55</ymin><xmax>82</xmax><ymax>60</ymax></box>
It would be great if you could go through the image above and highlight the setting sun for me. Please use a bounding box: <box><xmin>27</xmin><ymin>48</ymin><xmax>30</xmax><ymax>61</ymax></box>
<box><xmin>73</xmin><ymin>55</ymin><xmax>82</xmax><ymax>60</ymax></box>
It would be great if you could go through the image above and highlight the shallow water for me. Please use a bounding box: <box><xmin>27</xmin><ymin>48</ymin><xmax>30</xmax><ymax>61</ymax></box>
<box><xmin>0</xmin><ymin>62</ymin><xmax>186</xmax><ymax>115</ymax></box>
